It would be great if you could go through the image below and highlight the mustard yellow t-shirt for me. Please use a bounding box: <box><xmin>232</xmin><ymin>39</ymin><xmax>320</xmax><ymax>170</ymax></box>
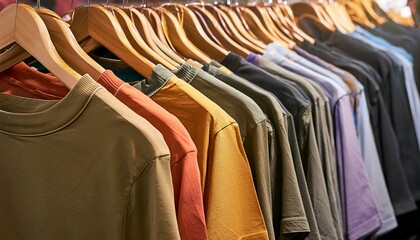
<box><xmin>133</xmin><ymin>65</ymin><xmax>268</xmax><ymax>239</ymax></box>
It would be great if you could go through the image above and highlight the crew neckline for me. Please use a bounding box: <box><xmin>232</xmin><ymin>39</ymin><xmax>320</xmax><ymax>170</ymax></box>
<box><xmin>172</xmin><ymin>64</ymin><xmax>199</xmax><ymax>84</ymax></box>
<box><xmin>220</xmin><ymin>53</ymin><xmax>243</xmax><ymax>72</ymax></box>
<box><xmin>0</xmin><ymin>74</ymin><xmax>101</xmax><ymax>136</ymax></box>
<box><xmin>83</xmin><ymin>54</ymin><xmax>174</xmax><ymax>97</ymax></box>
<box><xmin>203</xmin><ymin>63</ymin><xmax>219</xmax><ymax>76</ymax></box>
<box><xmin>246</xmin><ymin>52</ymin><xmax>260</xmax><ymax>66</ymax></box>
<box><xmin>132</xmin><ymin>64</ymin><xmax>175</xmax><ymax>97</ymax></box>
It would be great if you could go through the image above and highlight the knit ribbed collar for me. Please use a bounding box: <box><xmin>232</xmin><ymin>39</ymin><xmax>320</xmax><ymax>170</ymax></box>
<box><xmin>0</xmin><ymin>74</ymin><xmax>100</xmax><ymax>136</ymax></box>
<box><xmin>132</xmin><ymin>64</ymin><xmax>174</xmax><ymax>97</ymax></box>
<box><xmin>172</xmin><ymin>64</ymin><xmax>199</xmax><ymax>84</ymax></box>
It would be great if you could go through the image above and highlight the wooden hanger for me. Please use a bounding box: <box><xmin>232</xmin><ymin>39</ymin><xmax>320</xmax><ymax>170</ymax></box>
<box><xmin>240</xmin><ymin>6</ymin><xmax>292</xmax><ymax>48</ymax></box>
<box><xmin>162</xmin><ymin>4</ymin><xmax>228</xmax><ymax>62</ymax></box>
<box><xmin>137</xmin><ymin>6</ymin><xmax>186</xmax><ymax>60</ymax></box>
<box><xmin>248</xmin><ymin>3</ymin><xmax>299</xmax><ymax>44</ymax></box>
<box><xmin>295</xmin><ymin>13</ymin><xmax>335</xmax><ymax>36</ymax></box>
<box><xmin>156</xmin><ymin>7</ymin><xmax>211</xmax><ymax>63</ymax></box>
<box><xmin>141</xmin><ymin>8</ymin><xmax>172</xmax><ymax>48</ymax></box>
<box><xmin>320</xmin><ymin>2</ymin><xmax>351</xmax><ymax>33</ymax></box>
<box><xmin>280</xmin><ymin>2</ymin><xmax>295</xmax><ymax>21</ymax></box>
<box><xmin>36</xmin><ymin>8</ymin><xmax>105</xmax><ymax>81</ymax></box>
<box><xmin>190</xmin><ymin>7</ymin><xmax>226</xmax><ymax>49</ymax></box>
<box><xmin>370</xmin><ymin>0</ymin><xmax>389</xmax><ymax>18</ymax></box>
<box><xmin>353</xmin><ymin>0</ymin><xmax>386</xmax><ymax>25</ymax></box>
<box><xmin>239</xmin><ymin>6</ymin><xmax>277</xmax><ymax>44</ymax></box>
<box><xmin>345</xmin><ymin>1</ymin><xmax>376</xmax><ymax>28</ymax></box>
<box><xmin>330</xmin><ymin>2</ymin><xmax>356</xmax><ymax>32</ymax></box>
<box><xmin>188</xmin><ymin>4</ymin><xmax>250</xmax><ymax>57</ymax></box>
<box><xmin>205</xmin><ymin>5</ymin><xmax>234</xmax><ymax>38</ymax></box>
<box><xmin>291</xmin><ymin>2</ymin><xmax>336</xmax><ymax>32</ymax></box>
<box><xmin>121</xmin><ymin>7</ymin><xmax>184</xmax><ymax>65</ymax></box>
<box><xmin>0</xmin><ymin>4</ymin><xmax>79</xmax><ymax>89</ymax></box>
<box><xmin>108</xmin><ymin>6</ymin><xmax>176</xmax><ymax>70</ymax></box>
<box><xmin>315</xmin><ymin>3</ymin><xmax>338</xmax><ymax>28</ymax></box>
<box><xmin>216</xmin><ymin>5</ymin><xmax>267</xmax><ymax>50</ymax></box>
<box><xmin>70</xmin><ymin>4</ymin><xmax>154</xmax><ymax>78</ymax></box>
<box><xmin>0</xmin><ymin>44</ymin><xmax>30</xmax><ymax>71</ymax></box>
<box><xmin>264</xmin><ymin>4</ymin><xmax>301</xmax><ymax>41</ymax></box>
<box><xmin>270</xmin><ymin>2</ymin><xmax>315</xmax><ymax>44</ymax></box>
<box><xmin>204</xmin><ymin>4</ymin><xmax>264</xmax><ymax>53</ymax></box>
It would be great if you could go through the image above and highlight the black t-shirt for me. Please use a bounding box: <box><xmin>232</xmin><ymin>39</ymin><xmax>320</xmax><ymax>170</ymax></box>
<box><xmin>380</xmin><ymin>20</ymin><xmax>420</xmax><ymax>38</ymax></box>
<box><xmin>364</xmin><ymin>23</ymin><xmax>420</xmax><ymax>91</ymax></box>
<box><xmin>221</xmin><ymin>53</ymin><xmax>312</xmax><ymax>123</ymax></box>
<box><xmin>299</xmin><ymin>40</ymin><xmax>417</xmax><ymax>215</ymax></box>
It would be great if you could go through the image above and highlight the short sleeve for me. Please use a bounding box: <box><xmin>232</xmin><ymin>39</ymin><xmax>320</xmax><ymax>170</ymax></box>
<box><xmin>205</xmin><ymin>123</ymin><xmax>269</xmax><ymax>239</ymax></box>
<box><xmin>125</xmin><ymin>155</ymin><xmax>180</xmax><ymax>240</ymax></box>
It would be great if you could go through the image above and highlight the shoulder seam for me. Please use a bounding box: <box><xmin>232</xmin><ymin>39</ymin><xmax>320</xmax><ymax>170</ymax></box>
<box><xmin>122</xmin><ymin>154</ymin><xmax>170</xmax><ymax>239</ymax></box>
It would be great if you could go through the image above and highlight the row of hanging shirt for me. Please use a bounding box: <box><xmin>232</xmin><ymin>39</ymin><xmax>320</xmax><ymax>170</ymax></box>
<box><xmin>0</xmin><ymin>0</ymin><xmax>419</xmax><ymax>240</ymax></box>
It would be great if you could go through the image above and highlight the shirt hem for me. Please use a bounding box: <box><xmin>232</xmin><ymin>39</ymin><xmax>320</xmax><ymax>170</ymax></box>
<box><xmin>372</xmin><ymin>216</ymin><xmax>398</xmax><ymax>237</ymax></box>
<box><xmin>347</xmin><ymin>214</ymin><xmax>382</xmax><ymax>240</ymax></box>
<box><xmin>280</xmin><ymin>218</ymin><xmax>310</xmax><ymax>234</ymax></box>
<box><xmin>393</xmin><ymin>198</ymin><xmax>418</xmax><ymax>216</ymax></box>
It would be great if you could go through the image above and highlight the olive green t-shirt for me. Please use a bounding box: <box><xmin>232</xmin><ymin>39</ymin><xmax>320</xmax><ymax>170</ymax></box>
<box><xmin>0</xmin><ymin>75</ymin><xmax>180</xmax><ymax>240</ymax></box>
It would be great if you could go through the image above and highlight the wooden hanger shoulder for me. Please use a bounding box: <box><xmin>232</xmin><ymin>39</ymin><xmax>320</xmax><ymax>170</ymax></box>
<box><xmin>124</xmin><ymin>8</ymin><xmax>182</xmax><ymax>66</ymax></box>
<box><xmin>163</xmin><ymin>4</ymin><xmax>228</xmax><ymax>62</ymax></box>
<box><xmin>241</xmin><ymin>7</ymin><xmax>287</xmax><ymax>46</ymax></box>
<box><xmin>291</xmin><ymin>2</ymin><xmax>336</xmax><ymax>31</ymax></box>
<box><xmin>218</xmin><ymin>5</ymin><xmax>267</xmax><ymax>49</ymax></box>
<box><xmin>0</xmin><ymin>4</ymin><xmax>80</xmax><ymax>88</ymax></box>
<box><xmin>189</xmin><ymin>5</ymin><xmax>250</xmax><ymax>57</ymax></box>
<box><xmin>37</xmin><ymin>8</ymin><xmax>104</xmax><ymax>80</ymax></box>
<box><xmin>157</xmin><ymin>8</ymin><xmax>211</xmax><ymax>63</ymax></box>
<box><xmin>205</xmin><ymin>5</ymin><xmax>264</xmax><ymax>53</ymax></box>
<box><xmin>110</xmin><ymin>6</ymin><xmax>176</xmax><ymax>71</ymax></box>
<box><xmin>70</xmin><ymin>5</ymin><xmax>154</xmax><ymax>78</ymax></box>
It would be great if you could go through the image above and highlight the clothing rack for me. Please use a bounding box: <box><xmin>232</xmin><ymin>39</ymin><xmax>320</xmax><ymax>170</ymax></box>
<box><xmin>0</xmin><ymin>1</ymin><xmax>419</xmax><ymax>240</ymax></box>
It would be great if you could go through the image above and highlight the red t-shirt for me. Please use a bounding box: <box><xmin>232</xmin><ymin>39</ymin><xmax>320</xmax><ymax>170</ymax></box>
<box><xmin>0</xmin><ymin>62</ymin><xmax>208</xmax><ymax>240</ymax></box>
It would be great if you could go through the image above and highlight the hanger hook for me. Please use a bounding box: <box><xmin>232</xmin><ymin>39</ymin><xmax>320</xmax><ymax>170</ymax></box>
<box><xmin>37</xmin><ymin>0</ymin><xmax>40</xmax><ymax>9</ymax></box>
<box><xmin>106</xmin><ymin>0</ymin><xmax>110</xmax><ymax>7</ymax></box>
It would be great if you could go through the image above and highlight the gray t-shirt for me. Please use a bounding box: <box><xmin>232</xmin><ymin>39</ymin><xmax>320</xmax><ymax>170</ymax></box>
<box><xmin>254</xmin><ymin>57</ymin><xmax>343</xmax><ymax>240</ymax></box>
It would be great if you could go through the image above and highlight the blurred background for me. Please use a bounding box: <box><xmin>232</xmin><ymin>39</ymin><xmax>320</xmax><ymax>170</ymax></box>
<box><xmin>0</xmin><ymin>0</ymin><xmax>419</xmax><ymax>19</ymax></box>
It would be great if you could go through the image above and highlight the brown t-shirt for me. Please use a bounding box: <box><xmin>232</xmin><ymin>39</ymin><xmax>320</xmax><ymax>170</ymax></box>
<box><xmin>0</xmin><ymin>62</ymin><xmax>207</xmax><ymax>240</ymax></box>
<box><xmin>0</xmin><ymin>75</ymin><xmax>180</xmax><ymax>240</ymax></box>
